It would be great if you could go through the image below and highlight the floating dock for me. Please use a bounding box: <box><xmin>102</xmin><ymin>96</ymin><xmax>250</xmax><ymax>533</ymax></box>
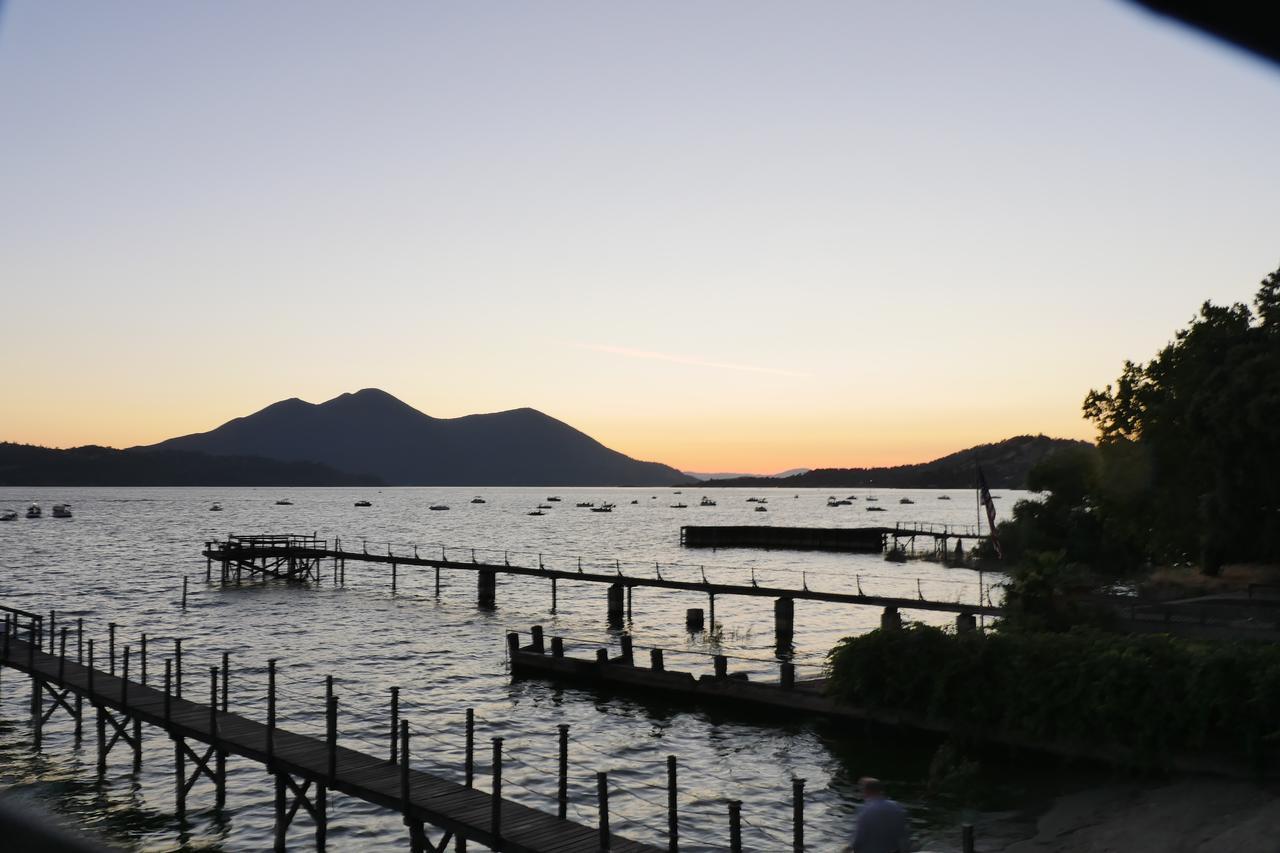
<box><xmin>679</xmin><ymin>525</ymin><xmax>890</xmax><ymax>552</ymax></box>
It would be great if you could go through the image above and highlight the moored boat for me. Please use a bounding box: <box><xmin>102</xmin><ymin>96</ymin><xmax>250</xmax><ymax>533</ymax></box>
<box><xmin>699</xmin><ymin>497</ymin><xmax>716</xmax><ymax>506</ymax></box>
<box><xmin>471</xmin><ymin>497</ymin><xmax>486</xmax><ymax>504</ymax></box>
<box><xmin>275</xmin><ymin>499</ymin><xmax>293</xmax><ymax>506</ymax></box>
<box><xmin>429</xmin><ymin>504</ymin><xmax>450</xmax><ymax>511</ymax></box>
<box><xmin>354</xmin><ymin>500</ymin><xmax>372</xmax><ymax>507</ymax></box>
<box><xmin>52</xmin><ymin>504</ymin><xmax>73</xmax><ymax>518</ymax></box>
<box><xmin>26</xmin><ymin>503</ymin><xmax>41</xmax><ymax>519</ymax></box>
<box><xmin>1</xmin><ymin>510</ymin><xmax>17</xmax><ymax>521</ymax></box>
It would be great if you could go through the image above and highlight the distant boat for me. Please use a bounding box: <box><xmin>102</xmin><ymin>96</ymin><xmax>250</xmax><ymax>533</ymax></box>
<box><xmin>867</xmin><ymin>506</ymin><xmax>887</xmax><ymax>512</ymax></box>
<box><xmin>471</xmin><ymin>497</ymin><xmax>486</xmax><ymax>504</ymax></box>
<box><xmin>899</xmin><ymin>498</ymin><xmax>915</xmax><ymax>505</ymax></box>
<box><xmin>26</xmin><ymin>503</ymin><xmax>41</xmax><ymax>519</ymax></box>
<box><xmin>746</xmin><ymin>497</ymin><xmax>760</xmax><ymax>503</ymax></box>
<box><xmin>546</xmin><ymin>496</ymin><xmax>562</xmax><ymax>502</ymax></box>
<box><xmin>52</xmin><ymin>504</ymin><xmax>73</xmax><ymax>518</ymax></box>
<box><xmin>673</xmin><ymin>491</ymin><xmax>682</xmax><ymax>495</ymax></box>
<box><xmin>527</xmin><ymin>510</ymin><xmax>546</xmax><ymax>516</ymax></box>
<box><xmin>537</xmin><ymin>504</ymin><xmax>552</xmax><ymax>510</ymax></box>
<box><xmin>670</xmin><ymin>503</ymin><xmax>688</xmax><ymax>509</ymax></box>
<box><xmin>590</xmin><ymin>505</ymin><xmax>613</xmax><ymax>513</ymax></box>
<box><xmin>1</xmin><ymin>510</ymin><xmax>18</xmax><ymax>521</ymax></box>
<box><xmin>354</xmin><ymin>500</ymin><xmax>372</xmax><ymax>507</ymax></box>
<box><xmin>938</xmin><ymin>496</ymin><xmax>952</xmax><ymax>501</ymax></box>
<box><xmin>210</xmin><ymin>503</ymin><xmax>223</xmax><ymax>512</ymax></box>
<box><xmin>699</xmin><ymin>497</ymin><xmax>716</xmax><ymax>506</ymax></box>
<box><xmin>275</xmin><ymin>499</ymin><xmax>293</xmax><ymax>506</ymax></box>
<box><xmin>865</xmin><ymin>497</ymin><xmax>879</xmax><ymax>502</ymax></box>
<box><xmin>755</xmin><ymin>505</ymin><xmax>768</xmax><ymax>512</ymax></box>
<box><xmin>630</xmin><ymin>500</ymin><xmax>639</xmax><ymax>504</ymax></box>
<box><xmin>429</xmin><ymin>504</ymin><xmax>450</xmax><ymax>511</ymax></box>
<box><xmin>846</xmin><ymin>495</ymin><xmax>858</xmax><ymax>500</ymax></box>
<box><xmin>576</xmin><ymin>502</ymin><xmax>595</xmax><ymax>508</ymax></box>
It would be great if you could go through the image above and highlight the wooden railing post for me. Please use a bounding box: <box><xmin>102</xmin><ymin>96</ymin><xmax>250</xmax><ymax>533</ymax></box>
<box><xmin>87</xmin><ymin>639</ymin><xmax>95</xmax><ymax>693</ymax></box>
<box><xmin>667</xmin><ymin>755</ymin><xmax>679</xmax><ymax>852</ymax></box>
<box><xmin>121</xmin><ymin>646</ymin><xmax>130</xmax><ymax>705</ymax></box>
<box><xmin>465</xmin><ymin>708</ymin><xmax>474</xmax><ymax>788</ymax></box>
<box><xmin>108</xmin><ymin>623</ymin><xmax>116</xmax><ymax>675</ymax></box>
<box><xmin>597</xmin><ymin>771</ymin><xmax>610</xmax><ymax>850</ymax></box>
<box><xmin>209</xmin><ymin>667</ymin><xmax>219</xmax><ymax>744</ymax></box>
<box><xmin>221</xmin><ymin>651</ymin><xmax>229</xmax><ymax>712</ymax></box>
<box><xmin>164</xmin><ymin>658</ymin><xmax>172</xmax><ymax>723</ymax></box>
<box><xmin>327</xmin><ymin>695</ymin><xmax>338</xmax><ymax>783</ymax></box>
<box><xmin>491</xmin><ymin>737</ymin><xmax>503</xmax><ymax>846</ymax></box>
<box><xmin>557</xmin><ymin>724</ymin><xmax>569</xmax><ymax>820</ymax></box>
<box><xmin>390</xmin><ymin>686</ymin><xmax>400</xmax><ymax>763</ymax></box>
<box><xmin>58</xmin><ymin>627</ymin><xmax>68</xmax><ymax>683</ymax></box>
<box><xmin>267</xmin><ymin>658</ymin><xmax>277</xmax><ymax>763</ymax></box>
<box><xmin>174</xmin><ymin>638</ymin><xmax>182</xmax><ymax>699</ymax></box>
<box><xmin>140</xmin><ymin>633</ymin><xmax>148</xmax><ymax>686</ymax></box>
<box><xmin>792</xmin><ymin>777</ymin><xmax>805</xmax><ymax>852</ymax></box>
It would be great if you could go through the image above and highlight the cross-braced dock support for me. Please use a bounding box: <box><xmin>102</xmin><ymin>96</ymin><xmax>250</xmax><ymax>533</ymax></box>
<box><xmin>273</xmin><ymin>770</ymin><xmax>327</xmax><ymax>851</ymax></box>
<box><xmin>173</xmin><ymin>735</ymin><xmax>226</xmax><ymax>817</ymax></box>
<box><xmin>96</xmin><ymin>703</ymin><xmax>142</xmax><ymax>774</ymax></box>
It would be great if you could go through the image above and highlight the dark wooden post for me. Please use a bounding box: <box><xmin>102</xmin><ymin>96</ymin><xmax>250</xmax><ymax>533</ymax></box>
<box><xmin>174</xmin><ymin>638</ymin><xmax>183</xmax><ymax>699</ymax></box>
<box><xmin>530</xmin><ymin>625</ymin><xmax>544</xmax><ymax>653</ymax></box>
<box><xmin>3</xmin><ymin>614</ymin><xmax>9</xmax><ymax>661</ymax></box>
<box><xmin>793</xmin><ymin>777</ymin><xmax>805</xmax><ymax>852</ymax></box>
<box><xmin>121</xmin><ymin>646</ymin><xmax>130</xmax><ymax>706</ymax></box>
<box><xmin>392</xmin><ymin>561</ymin><xmax>398</xmax><ymax>593</ymax></box>
<box><xmin>266</xmin><ymin>658</ymin><xmax>277</xmax><ymax>762</ymax></box>
<box><xmin>714</xmin><ymin>655</ymin><xmax>728</xmax><ymax>678</ymax></box>
<box><xmin>401</xmin><ymin>720</ymin><xmax>426</xmax><ymax>852</ymax></box>
<box><xmin>557</xmin><ymin>724</ymin><xmax>569</xmax><ymax>819</ymax></box>
<box><xmin>182</xmin><ymin>576</ymin><xmax>188</xmax><ymax>609</ymax></box>
<box><xmin>209</xmin><ymin>667</ymin><xmax>219</xmax><ymax>744</ymax></box>
<box><xmin>781</xmin><ymin>662</ymin><xmax>795</xmax><ymax>689</ymax></box>
<box><xmin>274</xmin><ymin>771</ymin><xmax>287</xmax><ymax>851</ymax></box>
<box><xmin>607</xmin><ymin>583</ymin><xmax>624</xmax><ymax>626</ymax></box>
<box><xmin>506</xmin><ymin>632</ymin><xmax>520</xmax><ymax>659</ymax></box>
<box><xmin>620</xmin><ymin>635</ymin><xmax>633</xmax><ymax>664</ymax></box>
<box><xmin>651</xmin><ymin>648</ymin><xmax>665</xmax><ymax>671</ymax></box>
<box><xmin>87</xmin><ymin>639</ymin><xmax>95</xmax><ymax>693</ymax></box>
<box><xmin>709</xmin><ymin>593</ymin><xmax>716</xmax><ymax>629</ymax></box>
<box><xmin>221</xmin><ymin>651</ymin><xmax>229</xmax><ymax>712</ymax></box>
<box><xmin>140</xmin><ymin>633</ymin><xmax>148</xmax><ymax>686</ymax></box>
<box><xmin>390</xmin><ymin>686</ymin><xmax>400</xmax><ymax>763</ymax></box>
<box><xmin>551</xmin><ymin>577</ymin><xmax>557</xmax><ymax>612</ymax></box>
<box><xmin>774</xmin><ymin>596</ymin><xmax>794</xmax><ymax>649</ymax></box>
<box><xmin>962</xmin><ymin>823</ymin><xmax>975</xmax><ymax>853</ymax></box>
<box><xmin>551</xmin><ymin>636</ymin><xmax>564</xmax><ymax>658</ymax></box>
<box><xmin>108</xmin><ymin>623</ymin><xmax>116</xmax><ymax>674</ymax></box>
<box><xmin>729</xmin><ymin>800</ymin><xmax>742</xmax><ymax>852</ymax></box>
<box><xmin>465</xmin><ymin>708</ymin><xmax>475</xmax><ymax>787</ymax></box>
<box><xmin>174</xmin><ymin>734</ymin><xmax>186</xmax><ymax>819</ymax></box>
<box><xmin>667</xmin><ymin>755</ymin><xmax>679</xmax><ymax>852</ymax></box>
<box><xmin>596</xmin><ymin>648</ymin><xmax>609</xmax><ymax>665</ymax></box>
<box><xmin>434</xmin><ymin>565</ymin><xmax>440</xmax><ymax>597</ymax></box>
<box><xmin>597</xmin><ymin>771</ymin><xmax>611</xmax><ymax>851</ymax></box>
<box><xmin>48</xmin><ymin>610</ymin><xmax>55</xmax><ymax>653</ymax></box>
<box><xmin>491</xmin><ymin>737</ymin><xmax>503</xmax><ymax>847</ymax></box>
<box><xmin>327</xmin><ymin>695</ymin><xmax>338</xmax><ymax>783</ymax></box>
<box><xmin>164</xmin><ymin>659</ymin><xmax>172</xmax><ymax>723</ymax></box>
<box><xmin>58</xmin><ymin>627</ymin><xmax>68</xmax><ymax>683</ymax></box>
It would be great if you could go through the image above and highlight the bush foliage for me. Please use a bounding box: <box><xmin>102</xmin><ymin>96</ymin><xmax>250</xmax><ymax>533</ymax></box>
<box><xmin>826</xmin><ymin>625</ymin><xmax>1280</xmax><ymax>768</ymax></box>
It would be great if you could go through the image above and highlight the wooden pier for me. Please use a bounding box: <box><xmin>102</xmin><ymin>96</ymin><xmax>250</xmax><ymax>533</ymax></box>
<box><xmin>680</xmin><ymin>523</ymin><xmax>990</xmax><ymax>556</ymax></box>
<box><xmin>0</xmin><ymin>604</ymin><xmax>669</xmax><ymax>853</ymax></box>
<box><xmin>203</xmin><ymin>535</ymin><xmax>1001</xmax><ymax>647</ymax></box>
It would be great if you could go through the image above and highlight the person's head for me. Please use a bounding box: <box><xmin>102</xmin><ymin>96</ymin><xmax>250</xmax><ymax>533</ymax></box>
<box><xmin>860</xmin><ymin>777</ymin><xmax>885</xmax><ymax>800</ymax></box>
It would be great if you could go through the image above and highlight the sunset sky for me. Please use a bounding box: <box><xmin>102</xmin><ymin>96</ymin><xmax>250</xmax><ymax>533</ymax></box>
<box><xmin>2</xmin><ymin>2</ymin><xmax>1278</xmax><ymax>473</ymax></box>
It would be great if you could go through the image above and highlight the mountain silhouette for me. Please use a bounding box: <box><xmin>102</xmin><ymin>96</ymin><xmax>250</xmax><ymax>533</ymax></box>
<box><xmin>140</xmin><ymin>389</ymin><xmax>691</xmax><ymax>486</ymax></box>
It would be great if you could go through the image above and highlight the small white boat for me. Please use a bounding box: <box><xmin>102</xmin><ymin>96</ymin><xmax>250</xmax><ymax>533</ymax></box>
<box><xmin>546</xmin><ymin>496</ymin><xmax>562</xmax><ymax>502</ymax></box>
<box><xmin>354</xmin><ymin>500</ymin><xmax>371</xmax><ymax>508</ymax></box>
<box><xmin>630</xmin><ymin>499</ymin><xmax>639</xmax><ymax>504</ymax></box>
<box><xmin>867</xmin><ymin>506</ymin><xmax>887</xmax><ymax>512</ymax></box>
<box><xmin>1</xmin><ymin>510</ymin><xmax>17</xmax><ymax>521</ymax></box>
<box><xmin>699</xmin><ymin>497</ymin><xmax>716</xmax><ymax>507</ymax></box>
<box><xmin>471</xmin><ymin>497</ymin><xmax>486</xmax><ymax>504</ymax></box>
<box><xmin>576</xmin><ymin>502</ymin><xmax>595</xmax><ymax>508</ymax></box>
<box><xmin>938</xmin><ymin>495</ymin><xmax>952</xmax><ymax>501</ymax></box>
<box><xmin>746</xmin><ymin>497</ymin><xmax>760</xmax><ymax>503</ymax></box>
<box><xmin>670</xmin><ymin>503</ymin><xmax>688</xmax><ymax>509</ymax></box>
<box><xmin>210</xmin><ymin>503</ymin><xmax>223</xmax><ymax>512</ymax></box>
<box><xmin>52</xmin><ymin>504</ymin><xmax>73</xmax><ymax>518</ymax></box>
<box><xmin>755</xmin><ymin>505</ymin><xmax>768</xmax><ymax>512</ymax></box>
<box><xmin>527</xmin><ymin>510</ymin><xmax>546</xmax><ymax>516</ymax></box>
<box><xmin>275</xmin><ymin>499</ymin><xmax>293</xmax><ymax>506</ymax></box>
<box><xmin>429</xmin><ymin>504</ymin><xmax>450</xmax><ymax>511</ymax></box>
<box><xmin>537</xmin><ymin>504</ymin><xmax>552</xmax><ymax>510</ymax></box>
<box><xmin>899</xmin><ymin>498</ymin><xmax>915</xmax><ymax>505</ymax></box>
<box><xmin>866</xmin><ymin>496</ymin><xmax>879</xmax><ymax>502</ymax></box>
<box><xmin>590</xmin><ymin>505</ymin><xmax>613</xmax><ymax>513</ymax></box>
<box><xmin>26</xmin><ymin>503</ymin><xmax>42</xmax><ymax>519</ymax></box>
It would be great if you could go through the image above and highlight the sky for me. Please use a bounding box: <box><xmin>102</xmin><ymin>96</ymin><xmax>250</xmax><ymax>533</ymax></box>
<box><xmin>2</xmin><ymin>2</ymin><xmax>1278</xmax><ymax>473</ymax></box>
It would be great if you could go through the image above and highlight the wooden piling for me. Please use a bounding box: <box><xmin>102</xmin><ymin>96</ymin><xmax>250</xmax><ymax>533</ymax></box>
<box><xmin>793</xmin><ymin>778</ymin><xmax>805</xmax><ymax>852</ymax></box>
<box><xmin>551</xmin><ymin>636</ymin><xmax>564</xmax><ymax>658</ymax></box>
<box><xmin>651</xmin><ymin>649</ymin><xmax>665</xmax><ymax>671</ymax></box>
<box><xmin>531</xmin><ymin>625</ymin><xmax>544</xmax><ymax>653</ymax></box>
<box><xmin>597</xmin><ymin>771</ymin><xmax>610</xmax><ymax>851</ymax></box>
<box><xmin>728</xmin><ymin>800</ymin><xmax>742</xmax><ymax>852</ymax></box>
<box><xmin>667</xmin><ymin>756</ymin><xmax>678</xmax><ymax>853</ymax></box>
<box><xmin>267</xmin><ymin>658</ymin><xmax>276</xmax><ymax>763</ymax></box>
<box><xmin>491</xmin><ymin>737</ymin><xmax>503</xmax><ymax>846</ymax></box>
<box><xmin>390</xmin><ymin>686</ymin><xmax>400</xmax><ymax>763</ymax></box>
<box><xmin>464</xmin><ymin>709</ymin><xmax>475</xmax><ymax>788</ymax></box>
<box><xmin>557</xmin><ymin>724</ymin><xmax>569</xmax><ymax>820</ymax></box>
<box><xmin>607</xmin><ymin>583</ymin><xmax>624</xmax><ymax>626</ymax></box>
<box><xmin>182</xmin><ymin>576</ymin><xmax>188</xmax><ymax>609</ymax></box>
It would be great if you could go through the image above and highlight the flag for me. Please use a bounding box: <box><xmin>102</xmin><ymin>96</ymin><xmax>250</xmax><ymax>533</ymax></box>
<box><xmin>978</xmin><ymin>466</ymin><xmax>1003</xmax><ymax>559</ymax></box>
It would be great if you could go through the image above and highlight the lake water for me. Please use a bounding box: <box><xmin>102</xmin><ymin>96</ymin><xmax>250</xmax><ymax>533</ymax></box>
<box><xmin>0</xmin><ymin>485</ymin><xmax>1035</xmax><ymax>851</ymax></box>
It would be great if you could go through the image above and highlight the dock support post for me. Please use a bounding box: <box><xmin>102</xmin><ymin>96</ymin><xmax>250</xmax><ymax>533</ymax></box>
<box><xmin>607</xmin><ymin>583</ymin><xmax>624</xmax><ymax>627</ymax></box>
<box><xmin>651</xmin><ymin>648</ymin><xmax>665</xmax><ymax>671</ymax></box>
<box><xmin>96</xmin><ymin>703</ymin><xmax>107</xmax><ymax>775</ymax></box>
<box><xmin>667</xmin><ymin>756</ymin><xmax>678</xmax><ymax>852</ymax></box>
<box><xmin>109</xmin><ymin>623</ymin><xmax>116</xmax><ymax>675</ymax></box>
<box><xmin>174</xmin><ymin>638</ymin><xmax>183</xmax><ymax>699</ymax></box>
<box><xmin>956</xmin><ymin>611</ymin><xmax>977</xmax><ymax>633</ymax></box>
<box><xmin>478</xmin><ymin>569</ymin><xmax>496</xmax><ymax>608</ymax></box>
<box><xmin>266</xmin><ymin>659</ymin><xmax>277</xmax><ymax>763</ymax></box>
<box><xmin>174</xmin><ymin>737</ymin><xmax>186</xmax><ymax>819</ymax></box>
<box><xmin>557</xmin><ymin>724</ymin><xmax>569</xmax><ymax>820</ymax></box>
<box><xmin>685</xmin><ymin>609</ymin><xmax>704</xmax><ymax>632</ymax></box>
<box><xmin>392</xmin><ymin>561</ymin><xmax>397</xmax><ymax>593</ymax></box>
<box><xmin>212</xmin><ymin>667</ymin><xmax>226</xmax><ymax>810</ymax></box>
<box><xmin>316</xmin><ymin>783</ymin><xmax>327</xmax><ymax>851</ymax></box>
<box><xmin>962</xmin><ymin>823</ymin><xmax>975</xmax><ymax>853</ymax></box>
<box><xmin>551</xmin><ymin>636</ymin><xmax>564</xmax><ymax>658</ymax></box>
<box><xmin>597</xmin><ymin>771</ymin><xmax>611</xmax><ymax>851</ymax></box>
<box><xmin>274</xmin><ymin>773</ymin><xmax>287</xmax><ymax>851</ymax></box>
<box><xmin>31</xmin><ymin>671</ymin><xmax>42</xmax><ymax>749</ymax></box>
<box><xmin>627</xmin><ymin>585</ymin><xmax>633</xmax><ymax>621</ymax></box>
<box><xmin>183</xmin><ymin>576</ymin><xmax>189</xmax><ymax>609</ymax></box>
<box><xmin>729</xmin><ymin>800</ymin><xmax>743</xmax><ymax>852</ymax></box>
<box><xmin>620</xmin><ymin>635</ymin><xmax>633</xmax><ymax>664</ymax></box>
<box><xmin>781</xmin><ymin>662</ymin><xmax>795</xmax><ymax>689</ymax></box>
<box><xmin>709</xmin><ymin>593</ymin><xmax>716</xmax><ymax>630</ymax></box>
<box><xmin>551</xmin><ymin>577</ymin><xmax>557</xmax><ymax>612</ymax></box>
<box><xmin>530</xmin><ymin>625</ymin><xmax>544</xmax><ymax>653</ymax></box>
<box><xmin>793</xmin><ymin>777</ymin><xmax>805</xmax><ymax>852</ymax></box>
<box><xmin>401</xmin><ymin>720</ymin><xmax>427</xmax><ymax>853</ymax></box>
<box><xmin>714</xmin><ymin>655</ymin><xmax>728</xmax><ymax>678</ymax></box>
<box><xmin>774</xmin><ymin>596</ymin><xmax>795</xmax><ymax>650</ymax></box>
<box><xmin>881</xmin><ymin>606</ymin><xmax>902</xmax><ymax>631</ymax></box>
<box><xmin>435</xmin><ymin>566</ymin><xmax>440</xmax><ymax>597</ymax></box>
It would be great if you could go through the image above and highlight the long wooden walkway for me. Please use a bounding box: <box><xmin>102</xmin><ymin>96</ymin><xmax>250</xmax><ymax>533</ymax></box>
<box><xmin>203</xmin><ymin>537</ymin><xmax>1000</xmax><ymax>620</ymax></box>
<box><xmin>1</xmin><ymin>625</ymin><xmax>660</xmax><ymax>852</ymax></box>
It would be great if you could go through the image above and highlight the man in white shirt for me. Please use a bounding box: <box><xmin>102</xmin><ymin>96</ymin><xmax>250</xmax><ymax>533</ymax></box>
<box><xmin>850</xmin><ymin>777</ymin><xmax>911</xmax><ymax>853</ymax></box>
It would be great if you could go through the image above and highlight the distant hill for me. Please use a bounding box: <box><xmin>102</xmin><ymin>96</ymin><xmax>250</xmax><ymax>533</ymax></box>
<box><xmin>705</xmin><ymin>435</ymin><xmax>1091</xmax><ymax>489</ymax></box>
<box><xmin>684</xmin><ymin>468</ymin><xmax>812</xmax><ymax>480</ymax></box>
<box><xmin>140</xmin><ymin>389</ymin><xmax>692</xmax><ymax>486</ymax></box>
<box><xmin>0</xmin><ymin>442</ymin><xmax>381</xmax><ymax>487</ymax></box>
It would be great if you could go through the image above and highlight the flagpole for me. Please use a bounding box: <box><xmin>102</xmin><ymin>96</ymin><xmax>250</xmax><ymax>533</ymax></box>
<box><xmin>977</xmin><ymin>466</ymin><xmax>984</xmax><ymax>630</ymax></box>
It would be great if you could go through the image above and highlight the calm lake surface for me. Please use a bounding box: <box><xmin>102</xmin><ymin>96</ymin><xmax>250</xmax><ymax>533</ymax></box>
<box><xmin>0</xmin><ymin>486</ymin><xmax>1032</xmax><ymax>851</ymax></box>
